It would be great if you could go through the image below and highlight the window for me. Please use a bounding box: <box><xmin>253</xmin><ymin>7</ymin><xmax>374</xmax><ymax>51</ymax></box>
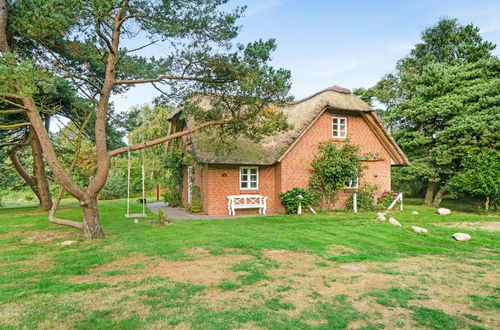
<box><xmin>332</xmin><ymin>117</ymin><xmax>347</xmax><ymax>138</ymax></box>
<box><xmin>240</xmin><ymin>167</ymin><xmax>259</xmax><ymax>190</ymax></box>
<box><xmin>344</xmin><ymin>177</ymin><xmax>358</xmax><ymax>189</ymax></box>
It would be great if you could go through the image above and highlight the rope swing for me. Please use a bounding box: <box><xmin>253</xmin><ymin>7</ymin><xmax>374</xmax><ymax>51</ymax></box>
<box><xmin>125</xmin><ymin>146</ymin><xmax>147</xmax><ymax>222</ymax></box>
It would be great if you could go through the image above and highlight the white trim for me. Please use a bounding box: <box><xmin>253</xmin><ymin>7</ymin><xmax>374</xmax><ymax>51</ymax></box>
<box><xmin>332</xmin><ymin>116</ymin><xmax>347</xmax><ymax>138</ymax></box>
<box><xmin>239</xmin><ymin>166</ymin><xmax>259</xmax><ymax>190</ymax></box>
<box><xmin>344</xmin><ymin>177</ymin><xmax>358</xmax><ymax>189</ymax></box>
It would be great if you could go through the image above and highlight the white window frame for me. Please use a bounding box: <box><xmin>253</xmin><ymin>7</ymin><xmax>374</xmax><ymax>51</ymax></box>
<box><xmin>332</xmin><ymin>117</ymin><xmax>347</xmax><ymax>138</ymax></box>
<box><xmin>344</xmin><ymin>177</ymin><xmax>359</xmax><ymax>189</ymax></box>
<box><xmin>240</xmin><ymin>166</ymin><xmax>259</xmax><ymax>190</ymax></box>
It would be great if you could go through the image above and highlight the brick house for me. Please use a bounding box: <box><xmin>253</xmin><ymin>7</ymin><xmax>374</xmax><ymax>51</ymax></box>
<box><xmin>167</xmin><ymin>86</ymin><xmax>409</xmax><ymax>215</ymax></box>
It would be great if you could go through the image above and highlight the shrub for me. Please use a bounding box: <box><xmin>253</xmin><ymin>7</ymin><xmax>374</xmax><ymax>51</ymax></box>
<box><xmin>99</xmin><ymin>171</ymin><xmax>127</xmax><ymax>200</ymax></box>
<box><xmin>309</xmin><ymin>142</ymin><xmax>363</xmax><ymax>210</ymax></box>
<box><xmin>377</xmin><ymin>190</ymin><xmax>400</xmax><ymax>209</ymax></box>
<box><xmin>162</xmin><ymin>187</ymin><xmax>182</xmax><ymax>207</ymax></box>
<box><xmin>347</xmin><ymin>184</ymin><xmax>378</xmax><ymax>211</ymax></box>
<box><xmin>157</xmin><ymin>208</ymin><xmax>171</xmax><ymax>225</ymax></box>
<box><xmin>280</xmin><ymin>187</ymin><xmax>317</xmax><ymax>214</ymax></box>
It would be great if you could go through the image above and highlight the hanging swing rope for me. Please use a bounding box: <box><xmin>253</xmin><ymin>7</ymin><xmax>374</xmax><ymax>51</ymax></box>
<box><xmin>125</xmin><ymin>145</ymin><xmax>147</xmax><ymax>221</ymax></box>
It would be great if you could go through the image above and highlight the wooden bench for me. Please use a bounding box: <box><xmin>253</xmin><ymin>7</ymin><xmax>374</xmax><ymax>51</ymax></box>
<box><xmin>227</xmin><ymin>194</ymin><xmax>267</xmax><ymax>216</ymax></box>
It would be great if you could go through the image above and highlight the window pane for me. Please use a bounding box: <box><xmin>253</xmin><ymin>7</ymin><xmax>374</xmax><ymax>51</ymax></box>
<box><xmin>250</xmin><ymin>175</ymin><xmax>257</xmax><ymax>181</ymax></box>
<box><xmin>250</xmin><ymin>182</ymin><xmax>257</xmax><ymax>188</ymax></box>
<box><xmin>241</xmin><ymin>181</ymin><xmax>248</xmax><ymax>188</ymax></box>
<box><xmin>241</xmin><ymin>168</ymin><xmax>248</xmax><ymax>175</ymax></box>
<box><xmin>250</xmin><ymin>168</ymin><xmax>257</xmax><ymax>174</ymax></box>
<box><xmin>241</xmin><ymin>175</ymin><xmax>248</xmax><ymax>181</ymax></box>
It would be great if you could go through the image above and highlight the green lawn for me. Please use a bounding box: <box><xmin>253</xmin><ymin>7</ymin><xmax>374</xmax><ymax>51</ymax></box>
<box><xmin>0</xmin><ymin>199</ymin><xmax>498</xmax><ymax>329</ymax></box>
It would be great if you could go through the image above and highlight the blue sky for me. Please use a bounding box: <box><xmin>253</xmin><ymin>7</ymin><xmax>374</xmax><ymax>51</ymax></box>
<box><xmin>111</xmin><ymin>0</ymin><xmax>500</xmax><ymax>112</ymax></box>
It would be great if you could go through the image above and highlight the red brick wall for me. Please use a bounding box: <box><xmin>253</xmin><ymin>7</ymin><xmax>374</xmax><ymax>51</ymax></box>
<box><xmin>189</xmin><ymin>109</ymin><xmax>393</xmax><ymax>215</ymax></box>
<box><xmin>278</xmin><ymin>109</ymin><xmax>391</xmax><ymax>211</ymax></box>
<box><xmin>201</xmin><ymin>164</ymin><xmax>277</xmax><ymax>215</ymax></box>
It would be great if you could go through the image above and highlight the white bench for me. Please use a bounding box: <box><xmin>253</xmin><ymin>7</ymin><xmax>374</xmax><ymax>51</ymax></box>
<box><xmin>227</xmin><ymin>194</ymin><xmax>267</xmax><ymax>216</ymax></box>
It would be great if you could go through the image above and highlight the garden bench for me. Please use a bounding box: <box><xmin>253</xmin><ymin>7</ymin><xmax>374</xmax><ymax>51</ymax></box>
<box><xmin>227</xmin><ymin>194</ymin><xmax>267</xmax><ymax>216</ymax></box>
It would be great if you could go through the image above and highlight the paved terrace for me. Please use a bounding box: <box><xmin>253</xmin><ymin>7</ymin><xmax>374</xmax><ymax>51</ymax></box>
<box><xmin>147</xmin><ymin>202</ymin><xmax>274</xmax><ymax>220</ymax></box>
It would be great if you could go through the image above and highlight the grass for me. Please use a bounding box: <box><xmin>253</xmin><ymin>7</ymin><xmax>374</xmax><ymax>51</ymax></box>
<box><xmin>0</xmin><ymin>197</ymin><xmax>498</xmax><ymax>329</ymax></box>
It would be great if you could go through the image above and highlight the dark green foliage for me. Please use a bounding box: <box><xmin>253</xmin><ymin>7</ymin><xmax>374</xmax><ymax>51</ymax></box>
<box><xmin>447</xmin><ymin>151</ymin><xmax>500</xmax><ymax>211</ymax></box>
<box><xmin>98</xmin><ymin>171</ymin><xmax>127</xmax><ymax>200</ymax></box>
<box><xmin>162</xmin><ymin>149</ymin><xmax>190</xmax><ymax>207</ymax></box>
<box><xmin>356</xmin><ymin>18</ymin><xmax>498</xmax><ymax>204</ymax></box>
<box><xmin>347</xmin><ymin>184</ymin><xmax>378</xmax><ymax>211</ymax></box>
<box><xmin>309</xmin><ymin>142</ymin><xmax>362</xmax><ymax>210</ymax></box>
<box><xmin>279</xmin><ymin>187</ymin><xmax>317</xmax><ymax>214</ymax></box>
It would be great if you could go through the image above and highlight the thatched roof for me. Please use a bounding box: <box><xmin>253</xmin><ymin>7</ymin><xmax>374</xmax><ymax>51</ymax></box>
<box><xmin>169</xmin><ymin>86</ymin><xmax>409</xmax><ymax>166</ymax></box>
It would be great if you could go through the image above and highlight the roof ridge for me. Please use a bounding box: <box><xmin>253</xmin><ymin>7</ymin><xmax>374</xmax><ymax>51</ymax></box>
<box><xmin>289</xmin><ymin>85</ymin><xmax>351</xmax><ymax>105</ymax></box>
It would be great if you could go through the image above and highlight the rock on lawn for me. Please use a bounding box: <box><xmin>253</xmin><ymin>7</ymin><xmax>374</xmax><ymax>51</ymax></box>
<box><xmin>411</xmin><ymin>226</ymin><xmax>428</xmax><ymax>234</ymax></box>
<box><xmin>388</xmin><ymin>218</ymin><xmax>402</xmax><ymax>226</ymax></box>
<box><xmin>452</xmin><ymin>233</ymin><xmax>471</xmax><ymax>241</ymax></box>
<box><xmin>376</xmin><ymin>213</ymin><xmax>386</xmax><ymax>221</ymax></box>
<box><xmin>412</xmin><ymin>211</ymin><xmax>419</xmax><ymax>215</ymax></box>
<box><xmin>437</xmin><ymin>208</ymin><xmax>451</xmax><ymax>215</ymax></box>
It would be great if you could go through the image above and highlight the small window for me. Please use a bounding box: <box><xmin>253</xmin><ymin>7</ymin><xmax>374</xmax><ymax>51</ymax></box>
<box><xmin>332</xmin><ymin>117</ymin><xmax>347</xmax><ymax>138</ymax></box>
<box><xmin>344</xmin><ymin>177</ymin><xmax>358</xmax><ymax>189</ymax></box>
<box><xmin>240</xmin><ymin>167</ymin><xmax>258</xmax><ymax>190</ymax></box>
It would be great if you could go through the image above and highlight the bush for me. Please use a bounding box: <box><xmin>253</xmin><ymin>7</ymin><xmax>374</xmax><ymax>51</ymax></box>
<box><xmin>280</xmin><ymin>187</ymin><xmax>317</xmax><ymax>214</ymax></box>
<box><xmin>162</xmin><ymin>187</ymin><xmax>182</xmax><ymax>207</ymax></box>
<box><xmin>99</xmin><ymin>171</ymin><xmax>127</xmax><ymax>200</ymax></box>
<box><xmin>157</xmin><ymin>208</ymin><xmax>171</xmax><ymax>225</ymax></box>
<box><xmin>347</xmin><ymin>184</ymin><xmax>378</xmax><ymax>211</ymax></box>
<box><xmin>377</xmin><ymin>190</ymin><xmax>400</xmax><ymax>209</ymax></box>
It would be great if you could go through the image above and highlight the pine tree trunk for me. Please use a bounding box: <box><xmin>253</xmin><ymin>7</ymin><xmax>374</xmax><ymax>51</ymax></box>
<box><xmin>31</xmin><ymin>131</ymin><xmax>52</xmax><ymax>211</ymax></box>
<box><xmin>81</xmin><ymin>196</ymin><xmax>105</xmax><ymax>239</ymax></box>
<box><xmin>424</xmin><ymin>182</ymin><xmax>436</xmax><ymax>206</ymax></box>
<box><xmin>432</xmin><ymin>187</ymin><xmax>445</xmax><ymax>207</ymax></box>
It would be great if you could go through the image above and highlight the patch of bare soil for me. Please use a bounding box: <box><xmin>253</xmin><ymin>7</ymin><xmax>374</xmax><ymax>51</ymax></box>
<box><xmin>21</xmin><ymin>230</ymin><xmax>71</xmax><ymax>243</ymax></box>
<box><xmin>432</xmin><ymin>221</ymin><xmax>500</xmax><ymax>231</ymax></box>
<box><xmin>72</xmin><ymin>253</ymin><xmax>253</xmax><ymax>286</ymax></box>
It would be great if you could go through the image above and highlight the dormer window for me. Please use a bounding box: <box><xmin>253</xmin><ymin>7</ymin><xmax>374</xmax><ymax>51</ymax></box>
<box><xmin>332</xmin><ymin>117</ymin><xmax>347</xmax><ymax>138</ymax></box>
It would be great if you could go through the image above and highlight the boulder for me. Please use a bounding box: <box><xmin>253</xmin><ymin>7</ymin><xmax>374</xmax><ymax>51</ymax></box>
<box><xmin>452</xmin><ymin>233</ymin><xmax>471</xmax><ymax>241</ymax></box>
<box><xmin>437</xmin><ymin>208</ymin><xmax>451</xmax><ymax>215</ymax></box>
<box><xmin>412</xmin><ymin>211</ymin><xmax>419</xmax><ymax>215</ymax></box>
<box><xmin>388</xmin><ymin>218</ymin><xmax>402</xmax><ymax>226</ymax></box>
<box><xmin>58</xmin><ymin>240</ymin><xmax>77</xmax><ymax>246</ymax></box>
<box><xmin>376</xmin><ymin>213</ymin><xmax>387</xmax><ymax>221</ymax></box>
<box><xmin>411</xmin><ymin>226</ymin><xmax>428</xmax><ymax>234</ymax></box>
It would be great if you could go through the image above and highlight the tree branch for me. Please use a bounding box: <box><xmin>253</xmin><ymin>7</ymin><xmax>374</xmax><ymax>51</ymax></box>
<box><xmin>113</xmin><ymin>75</ymin><xmax>231</xmax><ymax>85</ymax></box>
<box><xmin>0</xmin><ymin>122</ymin><xmax>30</xmax><ymax>129</ymax></box>
<box><xmin>0</xmin><ymin>109</ymin><xmax>25</xmax><ymax>114</ymax></box>
<box><xmin>109</xmin><ymin>119</ymin><xmax>231</xmax><ymax>156</ymax></box>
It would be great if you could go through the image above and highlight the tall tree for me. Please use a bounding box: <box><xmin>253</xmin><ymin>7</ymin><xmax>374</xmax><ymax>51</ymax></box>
<box><xmin>355</xmin><ymin>18</ymin><xmax>497</xmax><ymax>206</ymax></box>
<box><xmin>0</xmin><ymin>0</ymin><xmax>291</xmax><ymax>238</ymax></box>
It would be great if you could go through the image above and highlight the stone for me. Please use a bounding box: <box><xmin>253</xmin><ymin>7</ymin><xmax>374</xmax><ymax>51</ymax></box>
<box><xmin>437</xmin><ymin>208</ymin><xmax>451</xmax><ymax>215</ymax></box>
<box><xmin>411</xmin><ymin>226</ymin><xmax>428</xmax><ymax>234</ymax></box>
<box><xmin>388</xmin><ymin>218</ymin><xmax>402</xmax><ymax>226</ymax></box>
<box><xmin>452</xmin><ymin>233</ymin><xmax>471</xmax><ymax>241</ymax></box>
<box><xmin>412</xmin><ymin>211</ymin><xmax>419</xmax><ymax>215</ymax></box>
<box><xmin>59</xmin><ymin>240</ymin><xmax>77</xmax><ymax>246</ymax></box>
<box><xmin>376</xmin><ymin>213</ymin><xmax>386</xmax><ymax>221</ymax></box>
